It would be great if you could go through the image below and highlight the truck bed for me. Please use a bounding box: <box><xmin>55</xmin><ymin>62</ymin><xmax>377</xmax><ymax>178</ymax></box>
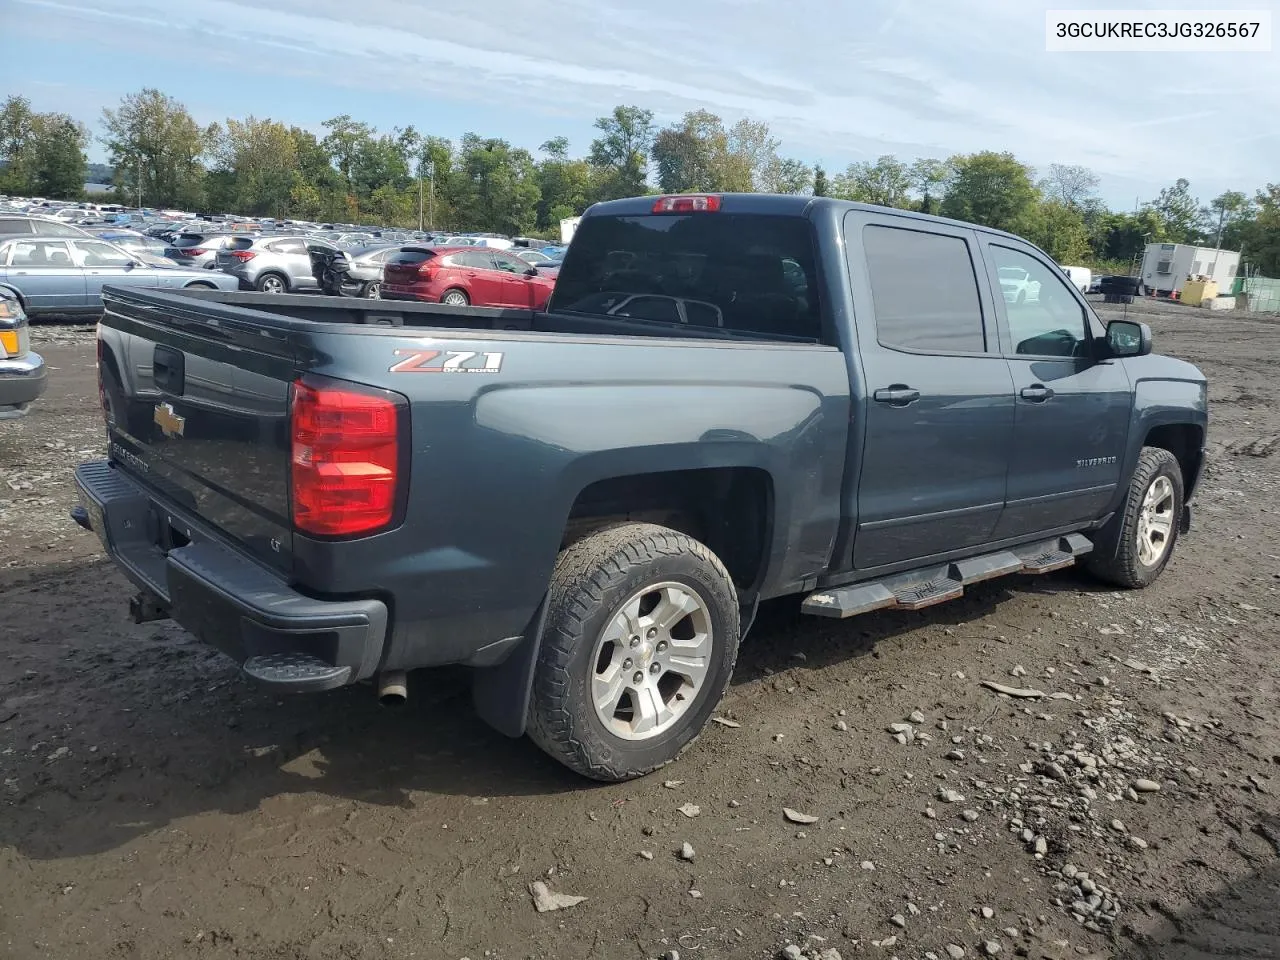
<box><xmin>168</xmin><ymin>288</ymin><xmax>820</xmax><ymax>344</ymax></box>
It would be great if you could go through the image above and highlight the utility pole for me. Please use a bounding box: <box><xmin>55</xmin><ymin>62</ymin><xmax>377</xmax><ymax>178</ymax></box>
<box><xmin>136</xmin><ymin>155</ymin><xmax>142</xmax><ymax>209</ymax></box>
<box><xmin>417</xmin><ymin>160</ymin><xmax>424</xmax><ymax>232</ymax></box>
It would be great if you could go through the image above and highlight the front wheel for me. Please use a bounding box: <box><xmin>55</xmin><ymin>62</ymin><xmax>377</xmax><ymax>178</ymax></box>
<box><xmin>527</xmin><ymin>523</ymin><xmax>740</xmax><ymax>781</ymax></box>
<box><xmin>363</xmin><ymin>281</ymin><xmax>381</xmax><ymax>299</ymax></box>
<box><xmin>1086</xmin><ymin>447</ymin><xmax>1184</xmax><ymax>588</ymax></box>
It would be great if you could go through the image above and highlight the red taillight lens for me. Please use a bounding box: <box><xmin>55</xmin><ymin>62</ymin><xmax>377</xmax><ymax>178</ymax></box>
<box><xmin>416</xmin><ymin>260</ymin><xmax>435</xmax><ymax>277</ymax></box>
<box><xmin>228</xmin><ymin>250</ymin><xmax>256</xmax><ymax>261</ymax></box>
<box><xmin>290</xmin><ymin>378</ymin><xmax>405</xmax><ymax>538</ymax></box>
<box><xmin>652</xmin><ymin>194</ymin><xmax>721</xmax><ymax>213</ymax></box>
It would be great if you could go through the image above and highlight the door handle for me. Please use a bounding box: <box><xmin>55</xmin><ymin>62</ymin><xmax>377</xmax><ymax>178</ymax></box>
<box><xmin>1020</xmin><ymin>384</ymin><xmax>1054</xmax><ymax>402</ymax></box>
<box><xmin>872</xmin><ymin>386</ymin><xmax>920</xmax><ymax>406</ymax></box>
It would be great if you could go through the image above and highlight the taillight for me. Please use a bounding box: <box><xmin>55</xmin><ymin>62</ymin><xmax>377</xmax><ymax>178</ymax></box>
<box><xmin>228</xmin><ymin>250</ymin><xmax>256</xmax><ymax>261</ymax></box>
<box><xmin>96</xmin><ymin>330</ymin><xmax>107</xmax><ymax>414</ymax></box>
<box><xmin>652</xmin><ymin>194</ymin><xmax>721</xmax><ymax>213</ymax></box>
<box><xmin>181</xmin><ymin>247</ymin><xmax>206</xmax><ymax>256</ymax></box>
<box><xmin>290</xmin><ymin>377</ymin><xmax>405</xmax><ymax>538</ymax></box>
<box><xmin>416</xmin><ymin>260</ymin><xmax>436</xmax><ymax>277</ymax></box>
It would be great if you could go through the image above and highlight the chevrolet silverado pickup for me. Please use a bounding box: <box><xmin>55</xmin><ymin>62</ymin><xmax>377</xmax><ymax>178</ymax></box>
<box><xmin>72</xmin><ymin>194</ymin><xmax>1208</xmax><ymax>781</ymax></box>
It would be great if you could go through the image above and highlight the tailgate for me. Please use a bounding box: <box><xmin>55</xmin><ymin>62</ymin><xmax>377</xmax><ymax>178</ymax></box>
<box><xmin>97</xmin><ymin>288</ymin><xmax>297</xmax><ymax>575</ymax></box>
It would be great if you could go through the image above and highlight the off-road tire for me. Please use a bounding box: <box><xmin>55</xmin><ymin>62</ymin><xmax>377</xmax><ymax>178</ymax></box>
<box><xmin>1085</xmin><ymin>446</ymin><xmax>1184</xmax><ymax>588</ymax></box>
<box><xmin>527</xmin><ymin>523</ymin><xmax>740</xmax><ymax>782</ymax></box>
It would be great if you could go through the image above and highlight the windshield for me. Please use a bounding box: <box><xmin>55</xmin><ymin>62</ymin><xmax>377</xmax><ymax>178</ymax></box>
<box><xmin>549</xmin><ymin>213</ymin><xmax>821</xmax><ymax>340</ymax></box>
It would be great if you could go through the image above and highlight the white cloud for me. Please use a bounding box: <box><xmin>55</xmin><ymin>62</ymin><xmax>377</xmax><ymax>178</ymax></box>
<box><xmin>9</xmin><ymin>0</ymin><xmax>1279</xmax><ymax>204</ymax></box>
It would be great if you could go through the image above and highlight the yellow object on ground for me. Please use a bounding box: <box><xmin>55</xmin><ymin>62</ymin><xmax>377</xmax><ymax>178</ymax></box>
<box><xmin>1182</xmin><ymin>279</ymin><xmax>1219</xmax><ymax>307</ymax></box>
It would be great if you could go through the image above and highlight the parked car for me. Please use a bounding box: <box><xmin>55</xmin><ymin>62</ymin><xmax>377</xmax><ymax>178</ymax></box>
<box><xmin>93</xmin><ymin>231</ymin><xmax>173</xmax><ymax>267</ymax></box>
<box><xmin>165</xmin><ymin>232</ymin><xmax>240</xmax><ymax>269</ymax></box>
<box><xmin>1060</xmin><ymin>265</ymin><xmax>1092</xmax><ymax>293</ymax></box>
<box><xmin>382</xmin><ymin>245</ymin><xmax>555</xmax><ymax>308</ymax></box>
<box><xmin>998</xmin><ymin>264</ymin><xmax>1042</xmax><ymax>304</ymax></box>
<box><xmin>515</xmin><ymin>250</ymin><xmax>557</xmax><ymax>265</ymax></box>
<box><xmin>1088</xmin><ymin>274</ymin><xmax>1108</xmax><ymax>294</ymax></box>
<box><xmin>0</xmin><ymin>283</ymin><xmax>46</xmax><ymax>419</ymax></box>
<box><xmin>0</xmin><ymin>215</ymin><xmax>94</xmax><ymax>238</ymax></box>
<box><xmin>308</xmin><ymin>243</ymin><xmax>397</xmax><ymax>298</ymax></box>
<box><xmin>214</xmin><ymin>235</ymin><xmax>335</xmax><ymax>293</ymax></box>
<box><xmin>0</xmin><ymin>236</ymin><xmax>238</xmax><ymax>317</ymax></box>
<box><xmin>74</xmin><ymin>193</ymin><xmax>1206</xmax><ymax>782</ymax></box>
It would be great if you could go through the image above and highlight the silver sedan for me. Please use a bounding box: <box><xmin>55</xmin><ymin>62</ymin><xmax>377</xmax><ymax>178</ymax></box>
<box><xmin>0</xmin><ymin>236</ymin><xmax>239</xmax><ymax>318</ymax></box>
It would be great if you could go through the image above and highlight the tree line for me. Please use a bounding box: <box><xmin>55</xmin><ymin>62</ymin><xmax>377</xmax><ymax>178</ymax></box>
<box><xmin>1</xmin><ymin>90</ymin><xmax>1278</xmax><ymax>274</ymax></box>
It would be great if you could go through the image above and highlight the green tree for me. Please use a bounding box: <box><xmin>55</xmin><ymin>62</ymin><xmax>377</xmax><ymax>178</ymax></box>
<box><xmin>535</xmin><ymin>137</ymin><xmax>591</xmax><ymax>230</ymax></box>
<box><xmin>760</xmin><ymin>156</ymin><xmax>813</xmax><ymax>194</ymax></box>
<box><xmin>832</xmin><ymin>155</ymin><xmax>912</xmax><ymax>207</ymax></box>
<box><xmin>0</xmin><ymin>95</ymin><xmax>37</xmax><ymax>194</ymax></box>
<box><xmin>101</xmin><ymin>89</ymin><xmax>207</xmax><ymax>208</ymax></box>
<box><xmin>1240</xmin><ymin>184</ymin><xmax>1280</xmax><ymax>277</ymax></box>
<box><xmin>1202</xmin><ymin>190</ymin><xmax>1251</xmax><ymax>249</ymax></box>
<box><xmin>652</xmin><ymin>112</ymin><xmax>718</xmax><ymax>193</ymax></box>
<box><xmin>812</xmin><ymin>164</ymin><xmax>829</xmax><ymax>197</ymax></box>
<box><xmin>909</xmin><ymin>158</ymin><xmax>949</xmax><ymax>214</ymax></box>
<box><xmin>939</xmin><ymin>151</ymin><xmax>1038</xmax><ymax>232</ymax></box>
<box><xmin>588</xmin><ymin>105</ymin><xmax>654</xmax><ymax>199</ymax></box>
<box><xmin>1023</xmin><ymin>199</ymin><xmax>1090</xmax><ymax>263</ymax></box>
<box><xmin>0</xmin><ymin>97</ymin><xmax>87</xmax><ymax>199</ymax></box>
<box><xmin>321</xmin><ymin>114</ymin><xmax>373</xmax><ymax>191</ymax></box>
<box><xmin>210</xmin><ymin>116</ymin><xmax>297</xmax><ymax>216</ymax></box>
<box><xmin>1148</xmin><ymin>178</ymin><xmax>1201</xmax><ymax>243</ymax></box>
<box><xmin>1039</xmin><ymin>163</ymin><xmax>1100</xmax><ymax>208</ymax></box>
<box><xmin>452</xmin><ymin>134</ymin><xmax>541</xmax><ymax>235</ymax></box>
<box><xmin>28</xmin><ymin>114</ymin><xmax>86</xmax><ymax>198</ymax></box>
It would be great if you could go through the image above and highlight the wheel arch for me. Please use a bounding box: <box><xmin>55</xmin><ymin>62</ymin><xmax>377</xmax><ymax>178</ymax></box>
<box><xmin>1143</xmin><ymin>422</ymin><xmax>1205</xmax><ymax>501</ymax></box>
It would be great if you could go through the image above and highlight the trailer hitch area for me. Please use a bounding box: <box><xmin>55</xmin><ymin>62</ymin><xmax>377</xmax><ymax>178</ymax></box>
<box><xmin>130</xmin><ymin>590</ymin><xmax>171</xmax><ymax>624</ymax></box>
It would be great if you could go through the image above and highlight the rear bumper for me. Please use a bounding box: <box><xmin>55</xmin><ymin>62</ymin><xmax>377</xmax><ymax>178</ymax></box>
<box><xmin>0</xmin><ymin>351</ymin><xmax>48</xmax><ymax>417</ymax></box>
<box><xmin>73</xmin><ymin>459</ymin><xmax>388</xmax><ymax>693</ymax></box>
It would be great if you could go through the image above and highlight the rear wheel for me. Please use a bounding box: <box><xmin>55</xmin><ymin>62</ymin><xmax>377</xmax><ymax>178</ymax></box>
<box><xmin>184</xmin><ymin>282</ymin><xmax>215</xmax><ymax>290</ymax></box>
<box><xmin>527</xmin><ymin>523</ymin><xmax>740</xmax><ymax>781</ymax></box>
<box><xmin>441</xmin><ymin>289</ymin><xmax>469</xmax><ymax>307</ymax></box>
<box><xmin>363</xmin><ymin>281</ymin><xmax>381</xmax><ymax>299</ymax></box>
<box><xmin>1086</xmin><ymin>447</ymin><xmax>1183</xmax><ymax>588</ymax></box>
<box><xmin>256</xmin><ymin>273</ymin><xmax>287</xmax><ymax>294</ymax></box>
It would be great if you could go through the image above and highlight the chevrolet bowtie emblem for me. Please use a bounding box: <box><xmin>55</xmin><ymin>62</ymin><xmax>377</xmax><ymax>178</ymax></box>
<box><xmin>154</xmin><ymin>402</ymin><xmax>185</xmax><ymax>438</ymax></box>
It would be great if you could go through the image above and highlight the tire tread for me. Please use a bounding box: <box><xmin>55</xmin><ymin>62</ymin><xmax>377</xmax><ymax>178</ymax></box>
<box><xmin>526</xmin><ymin>522</ymin><xmax>738</xmax><ymax>781</ymax></box>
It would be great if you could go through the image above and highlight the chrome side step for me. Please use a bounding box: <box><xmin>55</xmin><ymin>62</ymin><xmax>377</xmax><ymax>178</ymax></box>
<box><xmin>802</xmin><ymin>533</ymin><xmax>1093</xmax><ymax>619</ymax></box>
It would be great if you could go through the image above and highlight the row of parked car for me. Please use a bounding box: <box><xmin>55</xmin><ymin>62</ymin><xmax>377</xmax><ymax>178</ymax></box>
<box><xmin>0</xmin><ymin>202</ymin><xmax>569</xmax><ymax>317</ymax></box>
<box><xmin>0</xmin><ymin>202</ymin><xmax>569</xmax><ymax>417</ymax></box>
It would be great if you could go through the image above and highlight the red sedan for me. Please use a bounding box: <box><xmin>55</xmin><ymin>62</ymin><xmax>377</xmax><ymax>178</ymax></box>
<box><xmin>382</xmin><ymin>246</ymin><xmax>556</xmax><ymax>309</ymax></box>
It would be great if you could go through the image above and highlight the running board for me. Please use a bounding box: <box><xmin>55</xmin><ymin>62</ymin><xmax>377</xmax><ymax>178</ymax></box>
<box><xmin>802</xmin><ymin>533</ymin><xmax>1093</xmax><ymax>619</ymax></box>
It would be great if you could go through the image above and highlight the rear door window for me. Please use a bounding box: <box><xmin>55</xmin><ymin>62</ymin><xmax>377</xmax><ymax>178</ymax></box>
<box><xmin>549</xmin><ymin>213</ymin><xmax>821</xmax><ymax>340</ymax></box>
<box><xmin>862</xmin><ymin>225</ymin><xmax>987</xmax><ymax>354</ymax></box>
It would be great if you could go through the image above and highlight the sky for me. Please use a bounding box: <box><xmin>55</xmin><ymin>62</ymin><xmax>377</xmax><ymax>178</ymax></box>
<box><xmin>1</xmin><ymin>0</ymin><xmax>1277</xmax><ymax>209</ymax></box>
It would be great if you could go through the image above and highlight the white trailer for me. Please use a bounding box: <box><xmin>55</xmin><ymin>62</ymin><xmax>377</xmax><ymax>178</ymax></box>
<box><xmin>559</xmin><ymin>216</ymin><xmax>582</xmax><ymax>244</ymax></box>
<box><xmin>1139</xmin><ymin>243</ymin><xmax>1240</xmax><ymax>296</ymax></box>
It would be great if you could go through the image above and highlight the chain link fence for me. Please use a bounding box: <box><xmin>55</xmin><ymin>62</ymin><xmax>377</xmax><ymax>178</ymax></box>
<box><xmin>1236</xmin><ymin>276</ymin><xmax>1280</xmax><ymax>315</ymax></box>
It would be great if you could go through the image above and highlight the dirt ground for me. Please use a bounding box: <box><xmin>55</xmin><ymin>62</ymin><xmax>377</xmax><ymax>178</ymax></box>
<box><xmin>2</xmin><ymin>302</ymin><xmax>1279</xmax><ymax>960</ymax></box>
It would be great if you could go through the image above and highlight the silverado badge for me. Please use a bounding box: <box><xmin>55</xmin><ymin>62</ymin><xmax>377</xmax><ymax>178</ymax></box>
<box><xmin>154</xmin><ymin>402</ymin><xmax>185</xmax><ymax>438</ymax></box>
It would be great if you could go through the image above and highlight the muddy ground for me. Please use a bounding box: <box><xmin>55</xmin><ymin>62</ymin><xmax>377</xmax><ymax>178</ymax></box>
<box><xmin>1</xmin><ymin>302</ymin><xmax>1278</xmax><ymax>960</ymax></box>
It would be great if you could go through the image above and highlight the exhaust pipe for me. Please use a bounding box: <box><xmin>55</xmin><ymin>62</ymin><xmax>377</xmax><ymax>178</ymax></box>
<box><xmin>377</xmin><ymin>670</ymin><xmax>407</xmax><ymax>706</ymax></box>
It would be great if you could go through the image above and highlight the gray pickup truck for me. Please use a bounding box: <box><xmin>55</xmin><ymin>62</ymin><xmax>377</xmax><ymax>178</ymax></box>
<box><xmin>73</xmin><ymin>194</ymin><xmax>1207</xmax><ymax>781</ymax></box>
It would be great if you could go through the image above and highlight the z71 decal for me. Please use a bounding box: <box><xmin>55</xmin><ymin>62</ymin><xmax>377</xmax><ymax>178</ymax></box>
<box><xmin>389</xmin><ymin>349</ymin><xmax>504</xmax><ymax>374</ymax></box>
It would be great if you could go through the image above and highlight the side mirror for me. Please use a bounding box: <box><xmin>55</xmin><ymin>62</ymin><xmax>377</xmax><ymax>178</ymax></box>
<box><xmin>524</xmin><ymin>267</ymin><xmax>539</xmax><ymax>278</ymax></box>
<box><xmin>1106</xmin><ymin>319</ymin><xmax>1152</xmax><ymax>358</ymax></box>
